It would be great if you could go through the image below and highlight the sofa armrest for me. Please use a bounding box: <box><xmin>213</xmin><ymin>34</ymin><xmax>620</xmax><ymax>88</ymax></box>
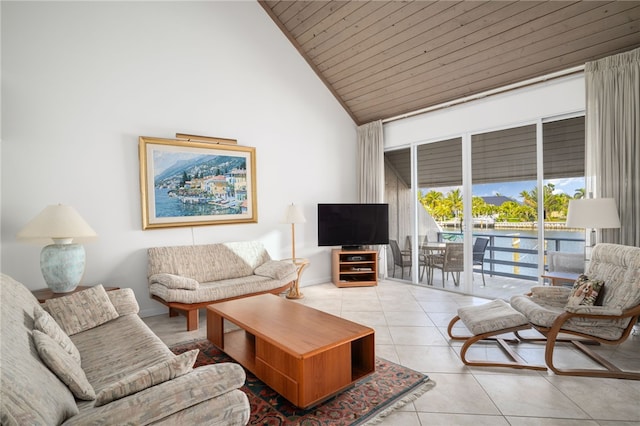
<box><xmin>63</xmin><ymin>363</ymin><xmax>246</xmax><ymax>425</ymax></box>
<box><xmin>254</xmin><ymin>260</ymin><xmax>297</xmax><ymax>280</ymax></box>
<box><xmin>149</xmin><ymin>273</ymin><xmax>200</xmax><ymax>290</ymax></box>
<box><xmin>107</xmin><ymin>288</ymin><xmax>139</xmax><ymax>316</ymax></box>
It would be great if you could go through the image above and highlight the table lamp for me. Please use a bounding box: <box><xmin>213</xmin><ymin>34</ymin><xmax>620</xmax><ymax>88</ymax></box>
<box><xmin>17</xmin><ymin>204</ymin><xmax>97</xmax><ymax>293</ymax></box>
<box><xmin>283</xmin><ymin>203</ymin><xmax>306</xmax><ymax>261</ymax></box>
<box><xmin>566</xmin><ymin>197</ymin><xmax>620</xmax><ymax>247</ymax></box>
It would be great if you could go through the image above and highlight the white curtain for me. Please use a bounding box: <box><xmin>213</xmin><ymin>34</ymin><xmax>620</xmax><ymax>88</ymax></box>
<box><xmin>357</xmin><ymin>120</ymin><xmax>386</xmax><ymax>276</ymax></box>
<box><xmin>357</xmin><ymin>120</ymin><xmax>384</xmax><ymax>203</ymax></box>
<box><xmin>585</xmin><ymin>48</ymin><xmax>640</xmax><ymax>247</ymax></box>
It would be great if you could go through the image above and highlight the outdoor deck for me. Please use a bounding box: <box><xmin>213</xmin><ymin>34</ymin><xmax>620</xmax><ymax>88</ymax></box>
<box><xmin>388</xmin><ymin>267</ymin><xmax>542</xmax><ymax>301</ymax></box>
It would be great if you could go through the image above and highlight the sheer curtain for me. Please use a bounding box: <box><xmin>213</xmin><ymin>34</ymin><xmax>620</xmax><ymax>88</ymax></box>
<box><xmin>357</xmin><ymin>120</ymin><xmax>386</xmax><ymax>276</ymax></box>
<box><xmin>585</xmin><ymin>48</ymin><xmax>640</xmax><ymax>246</ymax></box>
<box><xmin>357</xmin><ymin>120</ymin><xmax>384</xmax><ymax>203</ymax></box>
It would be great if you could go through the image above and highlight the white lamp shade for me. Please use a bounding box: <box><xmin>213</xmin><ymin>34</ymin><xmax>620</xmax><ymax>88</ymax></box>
<box><xmin>17</xmin><ymin>204</ymin><xmax>97</xmax><ymax>244</ymax></box>
<box><xmin>283</xmin><ymin>204</ymin><xmax>306</xmax><ymax>224</ymax></box>
<box><xmin>566</xmin><ymin>198</ymin><xmax>621</xmax><ymax>229</ymax></box>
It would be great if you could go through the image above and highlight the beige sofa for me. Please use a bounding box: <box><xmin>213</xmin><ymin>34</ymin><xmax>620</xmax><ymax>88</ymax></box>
<box><xmin>0</xmin><ymin>274</ymin><xmax>250</xmax><ymax>425</ymax></box>
<box><xmin>148</xmin><ymin>241</ymin><xmax>297</xmax><ymax>331</ymax></box>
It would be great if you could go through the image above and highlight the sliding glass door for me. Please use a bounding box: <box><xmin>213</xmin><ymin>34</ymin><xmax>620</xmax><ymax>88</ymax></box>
<box><xmin>471</xmin><ymin>125</ymin><xmax>538</xmax><ymax>294</ymax></box>
<box><xmin>542</xmin><ymin>116</ymin><xmax>586</xmax><ymax>276</ymax></box>
<box><xmin>384</xmin><ymin>114</ymin><xmax>586</xmax><ymax>299</ymax></box>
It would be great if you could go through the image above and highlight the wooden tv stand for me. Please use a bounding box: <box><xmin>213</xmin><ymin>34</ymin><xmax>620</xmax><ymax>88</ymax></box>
<box><xmin>206</xmin><ymin>294</ymin><xmax>375</xmax><ymax>408</ymax></box>
<box><xmin>332</xmin><ymin>249</ymin><xmax>378</xmax><ymax>287</ymax></box>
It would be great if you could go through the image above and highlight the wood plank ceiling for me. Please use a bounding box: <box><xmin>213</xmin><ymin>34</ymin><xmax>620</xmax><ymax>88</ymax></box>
<box><xmin>259</xmin><ymin>1</ymin><xmax>640</xmax><ymax>125</ymax></box>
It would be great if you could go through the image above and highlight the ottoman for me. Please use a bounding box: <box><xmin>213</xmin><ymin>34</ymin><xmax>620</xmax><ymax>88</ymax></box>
<box><xmin>447</xmin><ymin>299</ymin><xmax>546</xmax><ymax>371</ymax></box>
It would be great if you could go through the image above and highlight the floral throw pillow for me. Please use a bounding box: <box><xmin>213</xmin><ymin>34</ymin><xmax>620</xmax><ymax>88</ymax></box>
<box><xmin>566</xmin><ymin>274</ymin><xmax>605</xmax><ymax>308</ymax></box>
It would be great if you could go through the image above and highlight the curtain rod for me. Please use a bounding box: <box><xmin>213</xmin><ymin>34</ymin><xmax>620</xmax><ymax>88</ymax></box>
<box><xmin>382</xmin><ymin>65</ymin><xmax>585</xmax><ymax>124</ymax></box>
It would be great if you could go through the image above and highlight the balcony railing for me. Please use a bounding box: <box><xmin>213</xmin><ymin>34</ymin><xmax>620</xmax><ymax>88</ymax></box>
<box><xmin>437</xmin><ymin>231</ymin><xmax>585</xmax><ymax>281</ymax></box>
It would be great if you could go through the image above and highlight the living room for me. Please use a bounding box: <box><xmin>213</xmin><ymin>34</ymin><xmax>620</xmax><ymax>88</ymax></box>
<box><xmin>3</xmin><ymin>2</ymin><xmax>639</xmax><ymax>425</ymax></box>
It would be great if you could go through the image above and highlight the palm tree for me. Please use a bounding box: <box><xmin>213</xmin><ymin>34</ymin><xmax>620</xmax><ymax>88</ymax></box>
<box><xmin>574</xmin><ymin>188</ymin><xmax>586</xmax><ymax>199</ymax></box>
<box><xmin>445</xmin><ymin>189</ymin><xmax>463</xmax><ymax>219</ymax></box>
<box><xmin>419</xmin><ymin>190</ymin><xmax>444</xmax><ymax>216</ymax></box>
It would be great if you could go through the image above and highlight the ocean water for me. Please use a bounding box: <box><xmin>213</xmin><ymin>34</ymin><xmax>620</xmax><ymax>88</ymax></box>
<box><xmin>154</xmin><ymin>188</ymin><xmax>239</xmax><ymax>217</ymax></box>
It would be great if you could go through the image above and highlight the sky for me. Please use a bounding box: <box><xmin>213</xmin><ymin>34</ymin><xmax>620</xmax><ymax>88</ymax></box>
<box><xmin>428</xmin><ymin>177</ymin><xmax>585</xmax><ymax>203</ymax></box>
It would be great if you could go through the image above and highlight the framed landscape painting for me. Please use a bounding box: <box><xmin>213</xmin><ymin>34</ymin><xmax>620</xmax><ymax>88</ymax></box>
<box><xmin>139</xmin><ymin>136</ymin><xmax>257</xmax><ymax>229</ymax></box>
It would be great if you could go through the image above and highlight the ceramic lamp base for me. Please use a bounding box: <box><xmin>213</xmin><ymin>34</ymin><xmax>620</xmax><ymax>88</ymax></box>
<box><xmin>40</xmin><ymin>243</ymin><xmax>85</xmax><ymax>293</ymax></box>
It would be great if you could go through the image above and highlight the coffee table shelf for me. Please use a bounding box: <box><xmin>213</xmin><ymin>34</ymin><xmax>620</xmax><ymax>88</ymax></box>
<box><xmin>207</xmin><ymin>294</ymin><xmax>375</xmax><ymax>408</ymax></box>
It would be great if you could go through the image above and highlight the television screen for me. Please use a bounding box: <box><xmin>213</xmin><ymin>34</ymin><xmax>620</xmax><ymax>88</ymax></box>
<box><xmin>317</xmin><ymin>203</ymin><xmax>389</xmax><ymax>249</ymax></box>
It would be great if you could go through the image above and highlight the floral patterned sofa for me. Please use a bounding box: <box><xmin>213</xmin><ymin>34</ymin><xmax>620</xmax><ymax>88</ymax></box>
<box><xmin>147</xmin><ymin>241</ymin><xmax>297</xmax><ymax>331</ymax></box>
<box><xmin>0</xmin><ymin>274</ymin><xmax>250</xmax><ymax>425</ymax></box>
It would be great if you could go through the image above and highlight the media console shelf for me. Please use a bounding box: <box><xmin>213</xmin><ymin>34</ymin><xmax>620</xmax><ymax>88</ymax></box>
<box><xmin>332</xmin><ymin>249</ymin><xmax>378</xmax><ymax>287</ymax></box>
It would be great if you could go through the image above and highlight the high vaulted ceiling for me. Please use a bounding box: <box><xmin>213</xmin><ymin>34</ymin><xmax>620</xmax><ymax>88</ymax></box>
<box><xmin>259</xmin><ymin>1</ymin><xmax>640</xmax><ymax>125</ymax></box>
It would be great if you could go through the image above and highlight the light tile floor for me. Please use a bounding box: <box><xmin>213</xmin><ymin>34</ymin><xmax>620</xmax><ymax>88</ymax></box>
<box><xmin>143</xmin><ymin>280</ymin><xmax>640</xmax><ymax>425</ymax></box>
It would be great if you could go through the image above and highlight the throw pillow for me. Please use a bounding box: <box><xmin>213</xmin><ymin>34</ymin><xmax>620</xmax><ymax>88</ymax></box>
<box><xmin>254</xmin><ymin>260</ymin><xmax>297</xmax><ymax>280</ymax></box>
<box><xmin>94</xmin><ymin>349</ymin><xmax>199</xmax><ymax>407</ymax></box>
<box><xmin>32</xmin><ymin>330</ymin><xmax>96</xmax><ymax>400</ymax></box>
<box><xmin>44</xmin><ymin>285</ymin><xmax>119</xmax><ymax>336</ymax></box>
<box><xmin>566</xmin><ymin>274</ymin><xmax>605</xmax><ymax>308</ymax></box>
<box><xmin>33</xmin><ymin>305</ymin><xmax>81</xmax><ymax>364</ymax></box>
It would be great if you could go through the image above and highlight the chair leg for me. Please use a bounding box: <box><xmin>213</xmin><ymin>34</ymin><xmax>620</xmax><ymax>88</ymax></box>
<box><xmin>543</xmin><ymin>328</ymin><xmax>640</xmax><ymax>380</ymax></box>
<box><xmin>481</xmin><ymin>268</ymin><xmax>486</xmax><ymax>286</ymax></box>
<box><xmin>447</xmin><ymin>316</ymin><xmax>546</xmax><ymax>371</ymax></box>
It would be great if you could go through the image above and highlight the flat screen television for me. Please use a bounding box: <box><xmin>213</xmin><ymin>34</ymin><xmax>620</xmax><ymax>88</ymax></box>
<box><xmin>317</xmin><ymin>203</ymin><xmax>389</xmax><ymax>250</ymax></box>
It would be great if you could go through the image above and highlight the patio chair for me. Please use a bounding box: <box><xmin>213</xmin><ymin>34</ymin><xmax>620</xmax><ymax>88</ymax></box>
<box><xmin>405</xmin><ymin>234</ymin><xmax>428</xmax><ymax>252</ymax></box>
<box><xmin>389</xmin><ymin>239</ymin><xmax>427</xmax><ymax>280</ymax></box>
<box><xmin>449</xmin><ymin>243</ymin><xmax>640</xmax><ymax>380</ymax></box>
<box><xmin>473</xmin><ymin>237</ymin><xmax>490</xmax><ymax>286</ymax></box>
<box><xmin>428</xmin><ymin>242</ymin><xmax>464</xmax><ymax>286</ymax></box>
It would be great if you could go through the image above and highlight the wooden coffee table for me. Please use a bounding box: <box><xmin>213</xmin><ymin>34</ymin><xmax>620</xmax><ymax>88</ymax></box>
<box><xmin>206</xmin><ymin>294</ymin><xmax>375</xmax><ymax>408</ymax></box>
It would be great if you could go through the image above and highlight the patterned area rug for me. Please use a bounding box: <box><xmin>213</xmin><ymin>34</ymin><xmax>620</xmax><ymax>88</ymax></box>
<box><xmin>171</xmin><ymin>339</ymin><xmax>435</xmax><ymax>425</ymax></box>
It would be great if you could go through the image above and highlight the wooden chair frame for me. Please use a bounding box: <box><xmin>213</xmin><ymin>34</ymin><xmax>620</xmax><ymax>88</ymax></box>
<box><xmin>517</xmin><ymin>305</ymin><xmax>640</xmax><ymax>380</ymax></box>
<box><xmin>448</xmin><ymin>304</ymin><xmax>640</xmax><ymax>380</ymax></box>
<box><xmin>447</xmin><ymin>315</ymin><xmax>546</xmax><ymax>371</ymax></box>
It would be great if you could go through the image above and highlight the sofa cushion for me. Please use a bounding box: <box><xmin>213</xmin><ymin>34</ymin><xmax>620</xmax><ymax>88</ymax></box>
<box><xmin>94</xmin><ymin>349</ymin><xmax>199</xmax><ymax>406</ymax></box>
<box><xmin>45</xmin><ymin>284</ymin><xmax>119</xmax><ymax>336</ymax></box>
<box><xmin>33</xmin><ymin>305</ymin><xmax>81</xmax><ymax>364</ymax></box>
<box><xmin>150</xmin><ymin>274</ymin><xmax>292</xmax><ymax>304</ymax></box>
<box><xmin>254</xmin><ymin>260</ymin><xmax>297</xmax><ymax>280</ymax></box>
<box><xmin>149</xmin><ymin>273</ymin><xmax>199</xmax><ymax>290</ymax></box>
<box><xmin>32</xmin><ymin>330</ymin><xmax>96</xmax><ymax>400</ymax></box>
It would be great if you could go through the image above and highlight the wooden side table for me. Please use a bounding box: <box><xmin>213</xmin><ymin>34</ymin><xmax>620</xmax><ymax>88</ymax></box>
<box><xmin>32</xmin><ymin>285</ymin><xmax>120</xmax><ymax>303</ymax></box>
<box><xmin>283</xmin><ymin>258</ymin><xmax>309</xmax><ymax>299</ymax></box>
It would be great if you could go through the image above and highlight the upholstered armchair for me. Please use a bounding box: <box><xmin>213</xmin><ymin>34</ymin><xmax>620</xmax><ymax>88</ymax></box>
<box><xmin>511</xmin><ymin>243</ymin><xmax>640</xmax><ymax>380</ymax></box>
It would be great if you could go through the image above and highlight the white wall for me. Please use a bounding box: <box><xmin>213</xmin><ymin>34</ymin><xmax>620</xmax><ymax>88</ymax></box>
<box><xmin>1</xmin><ymin>1</ymin><xmax>356</xmax><ymax>316</ymax></box>
<box><xmin>384</xmin><ymin>73</ymin><xmax>585</xmax><ymax>147</ymax></box>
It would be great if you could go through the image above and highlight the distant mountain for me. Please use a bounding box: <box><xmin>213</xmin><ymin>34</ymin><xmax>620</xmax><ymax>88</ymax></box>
<box><xmin>154</xmin><ymin>154</ymin><xmax>246</xmax><ymax>186</ymax></box>
<box><xmin>482</xmin><ymin>195</ymin><xmax>520</xmax><ymax>206</ymax></box>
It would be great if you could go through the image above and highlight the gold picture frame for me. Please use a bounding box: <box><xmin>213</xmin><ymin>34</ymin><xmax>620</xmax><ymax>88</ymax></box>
<box><xmin>139</xmin><ymin>136</ymin><xmax>257</xmax><ymax>229</ymax></box>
